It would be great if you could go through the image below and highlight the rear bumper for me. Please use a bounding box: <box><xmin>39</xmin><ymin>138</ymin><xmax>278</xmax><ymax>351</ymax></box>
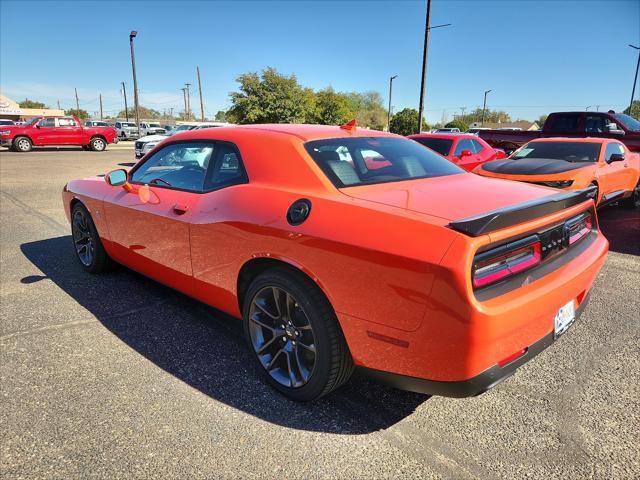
<box><xmin>359</xmin><ymin>292</ymin><xmax>590</xmax><ymax>397</ymax></box>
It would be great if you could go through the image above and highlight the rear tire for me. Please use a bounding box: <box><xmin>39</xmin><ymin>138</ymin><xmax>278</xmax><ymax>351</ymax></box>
<box><xmin>242</xmin><ymin>268</ymin><xmax>353</xmax><ymax>401</ymax></box>
<box><xmin>71</xmin><ymin>203</ymin><xmax>112</xmax><ymax>273</ymax></box>
<box><xmin>12</xmin><ymin>136</ymin><xmax>32</xmax><ymax>152</ymax></box>
<box><xmin>89</xmin><ymin>136</ymin><xmax>106</xmax><ymax>152</ymax></box>
<box><xmin>621</xmin><ymin>179</ymin><xmax>640</xmax><ymax>209</ymax></box>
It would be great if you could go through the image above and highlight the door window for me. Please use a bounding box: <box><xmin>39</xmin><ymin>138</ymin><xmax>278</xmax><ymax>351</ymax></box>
<box><xmin>549</xmin><ymin>115</ymin><xmax>580</xmax><ymax>131</ymax></box>
<box><xmin>39</xmin><ymin>118</ymin><xmax>56</xmax><ymax>127</ymax></box>
<box><xmin>131</xmin><ymin>142</ymin><xmax>215</xmax><ymax>192</ymax></box>
<box><xmin>470</xmin><ymin>139</ymin><xmax>485</xmax><ymax>154</ymax></box>
<box><xmin>58</xmin><ymin>117</ymin><xmax>77</xmax><ymax>127</ymax></box>
<box><xmin>453</xmin><ymin>139</ymin><xmax>474</xmax><ymax>156</ymax></box>
<box><xmin>204</xmin><ymin>142</ymin><xmax>248</xmax><ymax>190</ymax></box>
<box><xmin>604</xmin><ymin>143</ymin><xmax>625</xmax><ymax>161</ymax></box>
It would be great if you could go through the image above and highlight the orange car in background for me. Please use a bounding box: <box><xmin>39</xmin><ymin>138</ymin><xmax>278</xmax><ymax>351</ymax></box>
<box><xmin>63</xmin><ymin>124</ymin><xmax>608</xmax><ymax>401</ymax></box>
<box><xmin>474</xmin><ymin>137</ymin><xmax>640</xmax><ymax>208</ymax></box>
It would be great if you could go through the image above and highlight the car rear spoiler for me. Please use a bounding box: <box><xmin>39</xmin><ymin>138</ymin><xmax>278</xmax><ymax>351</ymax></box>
<box><xmin>447</xmin><ymin>186</ymin><xmax>596</xmax><ymax>236</ymax></box>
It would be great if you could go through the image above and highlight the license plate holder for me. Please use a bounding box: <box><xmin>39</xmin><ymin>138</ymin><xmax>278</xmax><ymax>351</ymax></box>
<box><xmin>554</xmin><ymin>300</ymin><xmax>576</xmax><ymax>337</ymax></box>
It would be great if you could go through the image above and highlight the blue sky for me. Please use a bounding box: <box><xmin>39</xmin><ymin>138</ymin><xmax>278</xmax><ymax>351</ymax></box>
<box><xmin>1</xmin><ymin>0</ymin><xmax>638</xmax><ymax>123</ymax></box>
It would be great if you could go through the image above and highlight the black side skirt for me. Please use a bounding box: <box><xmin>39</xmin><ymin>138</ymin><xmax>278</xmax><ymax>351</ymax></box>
<box><xmin>358</xmin><ymin>293</ymin><xmax>590</xmax><ymax>398</ymax></box>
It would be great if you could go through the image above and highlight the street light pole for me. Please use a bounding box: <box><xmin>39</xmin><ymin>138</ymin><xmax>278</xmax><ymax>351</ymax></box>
<box><xmin>197</xmin><ymin>66</ymin><xmax>205</xmax><ymax>121</ymax></box>
<box><xmin>185</xmin><ymin>83</ymin><xmax>192</xmax><ymax>121</ymax></box>
<box><xmin>481</xmin><ymin>89</ymin><xmax>492</xmax><ymax>126</ymax></box>
<box><xmin>629</xmin><ymin>44</ymin><xmax>640</xmax><ymax>115</ymax></box>
<box><xmin>387</xmin><ymin>74</ymin><xmax>397</xmax><ymax>132</ymax></box>
<box><xmin>181</xmin><ymin>88</ymin><xmax>188</xmax><ymax>121</ymax></box>
<box><xmin>129</xmin><ymin>31</ymin><xmax>141</xmax><ymax>136</ymax></box>
<box><xmin>121</xmin><ymin>81</ymin><xmax>129</xmax><ymax>121</ymax></box>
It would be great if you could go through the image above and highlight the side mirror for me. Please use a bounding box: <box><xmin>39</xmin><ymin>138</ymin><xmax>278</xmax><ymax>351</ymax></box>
<box><xmin>607</xmin><ymin>153</ymin><xmax>625</xmax><ymax>163</ymax></box>
<box><xmin>35</xmin><ymin>124</ymin><xmax>41</xmax><ymax>128</ymax></box>
<box><xmin>105</xmin><ymin>169</ymin><xmax>128</xmax><ymax>187</ymax></box>
<box><xmin>460</xmin><ymin>149</ymin><xmax>472</xmax><ymax>157</ymax></box>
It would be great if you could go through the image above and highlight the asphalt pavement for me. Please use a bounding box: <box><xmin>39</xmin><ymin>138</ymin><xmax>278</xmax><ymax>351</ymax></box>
<box><xmin>1</xmin><ymin>145</ymin><xmax>639</xmax><ymax>479</ymax></box>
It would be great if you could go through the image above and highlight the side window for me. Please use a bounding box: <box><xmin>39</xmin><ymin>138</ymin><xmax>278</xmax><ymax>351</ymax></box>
<box><xmin>470</xmin><ymin>139</ymin><xmax>485</xmax><ymax>153</ymax></box>
<box><xmin>585</xmin><ymin>115</ymin><xmax>607</xmax><ymax>133</ymax></box>
<box><xmin>604</xmin><ymin>143</ymin><xmax>625</xmax><ymax>161</ymax></box>
<box><xmin>59</xmin><ymin>118</ymin><xmax>76</xmax><ymax>127</ymax></box>
<box><xmin>131</xmin><ymin>142</ymin><xmax>215</xmax><ymax>192</ymax></box>
<box><xmin>454</xmin><ymin>139</ymin><xmax>474</xmax><ymax>156</ymax></box>
<box><xmin>550</xmin><ymin>115</ymin><xmax>580</xmax><ymax>131</ymax></box>
<box><xmin>204</xmin><ymin>142</ymin><xmax>248</xmax><ymax>190</ymax></box>
<box><xmin>39</xmin><ymin>118</ymin><xmax>56</xmax><ymax>127</ymax></box>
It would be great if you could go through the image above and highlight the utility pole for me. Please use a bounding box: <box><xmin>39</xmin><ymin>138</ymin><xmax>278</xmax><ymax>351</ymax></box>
<box><xmin>122</xmin><ymin>81</ymin><xmax>129</xmax><ymax>121</ymax></box>
<box><xmin>481</xmin><ymin>89</ymin><xmax>492</xmax><ymax>126</ymax></box>
<box><xmin>185</xmin><ymin>83</ymin><xmax>192</xmax><ymax>121</ymax></box>
<box><xmin>74</xmin><ymin>88</ymin><xmax>80</xmax><ymax>114</ymax></box>
<box><xmin>181</xmin><ymin>87</ymin><xmax>188</xmax><ymax>120</ymax></box>
<box><xmin>169</xmin><ymin>107</ymin><xmax>174</xmax><ymax>118</ymax></box>
<box><xmin>197</xmin><ymin>66</ymin><xmax>205</xmax><ymax>121</ymax></box>
<box><xmin>629</xmin><ymin>44</ymin><xmax>640</xmax><ymax>114</ymax></box>
<box><xmin>387</xmin><ymin>74</ymin><xmax>398</xmax><ymax>132</ymax></box>
<box><xmin>99</xmin><ymin>94</ymin><xmax>103</xmax><ymax>120</ymax></box>
<box><xmin>129</xmin><ymin>31</ymin><xmax>141</xmax><ymax>135</ymax></box>
<box><xmin>57</xmin><ymin>99</ymin><xmax>60</xmax><ymax>110</ymax></box>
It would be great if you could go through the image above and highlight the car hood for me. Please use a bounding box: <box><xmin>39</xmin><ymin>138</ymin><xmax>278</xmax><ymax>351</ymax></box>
<box><xmin>137</xmin><ymin>134</ymin><xmax>167</xmax><ymax>143</ymax></box>
<box><xmin>481</xmin><ymin>158</ymin><xmax>590</xmax><ymax>175</ymax></box>
<box><xmin>340</xmin><ymin>172</ymin><xmax>556</xmax><ymax>221</ymax></box>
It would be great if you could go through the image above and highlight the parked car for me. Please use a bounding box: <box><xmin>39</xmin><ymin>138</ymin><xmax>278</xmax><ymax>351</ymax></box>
<box><xmin>408</xmin><ymin>133</ymin><xmax>506</xmax><ymax>171</ymax></box>
<box><xmin>479</xmin><ymin>111</ymin><xmax>640</xmax><ymax>154</ymax></box>
<box><xmin>474</xmin><ymin>138</ymin><xmax>640</xmax><ymax>208</ymax></box>
<box><xmin>0</xmin><ymin>119</ymin><xmax>15</xmax><ymax>126</ymax></box>
<box><xmin>139</xmin><ymin>122</ymin><xmax>166</xmax><ymax>137</ymax></box>
<box><xmin>85</xmin><ymin>120</ymin><xmax>110</xmax><ymax>127</ymax></box>
<box><xmin>63</xmin><ymin>124</ymin><xmax>608</xmax><ymax>401</ymax></box>
<box><xmin>433</xmin><ymin>127</ymin><xmax>461</xmax><ymax>133</ymax></box>
<box><xmin>115</xmin><ymin>121</ymin><xmax>140</xmax><ymax>140</ymax></box>
<box><xmin>0</xmin><ymin>115</ymin><xmax>117</xmax><ymax>152</ymax></box>
<box><xmin>134</xmin><ymin>123</ymin><xmax>229</xmax><ymax>158</ymax></box>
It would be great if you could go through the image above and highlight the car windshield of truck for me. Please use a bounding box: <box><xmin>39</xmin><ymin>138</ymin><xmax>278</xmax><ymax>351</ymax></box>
<box><xmin>166</xmin><ymin>125</ymin><xmax>195</xmax><ymax>136</ymax></box>
<box><xmin>305</xmin><ymin>137</ymin><xmax>463</xmax><ymax>188</ymax></box>
<box><xmin>123</xmin><ymin>122</ymin><xmax>136</xmax><ymax>128</ymax></box>
<box><xmin>25</xmin><ymin>117</ymin><xmax>40</xmax><ymax>126</ymax></box>
<box><xmin>612</xmin><ymin>114</ymin><xmax>640</xmax><ymax>131</ymax></box>
<box><xmin>149</xmin><ymin>123</ymin><xmax>161</xmax><ymax>128</ymax></box>
<box><xmin>512</xmin><ymin>141</ymin><xmax>601</xmax><ymax>162</ymax></box>
<box><xmin>411</xmin><ymin>137</ymin><xmax>454</xmax><ymax>156</ymax></box>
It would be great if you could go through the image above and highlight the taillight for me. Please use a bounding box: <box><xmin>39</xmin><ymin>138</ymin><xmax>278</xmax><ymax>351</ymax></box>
<box><xmin>473</xmin><ymin>235</ymin><xmax>541</xmax><ymax>288</ymax></box>
<box><xmin>567</xmin><ymin>213</ymin><xmax>592</xmax><ymax>246</ymax></box>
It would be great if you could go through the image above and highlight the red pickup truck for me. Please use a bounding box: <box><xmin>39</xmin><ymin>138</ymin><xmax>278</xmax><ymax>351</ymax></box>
<box><xmin>0</xmin><ymin>115</ymin><xmax>117</xmax><ymax>152</ymax></box>
<box><xmin>479</xmin><ymin>111</ymin><xmax>640</xmax><ymax>155</ymax></box>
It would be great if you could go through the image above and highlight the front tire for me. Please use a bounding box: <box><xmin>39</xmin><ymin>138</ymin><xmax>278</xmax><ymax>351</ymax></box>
<box><xmin>243</xmin><ymin>268</ymin><xmax>353</xmax><ymax>401</ymax></box>
<box><xmin>621</xmin><ymin>179</ymin><xmax>640</xmax><ymax>209</ymax></box>
<box><xmin>71</xmin><ymin>203</ymin><xmax>112</xmax><ymax>273</ymax></box>
<box><xmin>13</xmin><ymin>136</ymin><xmax>32</xmax><ymax>152</ymax></box>
<box><xmin>89</xmin><ymin>136</ymin><xmax>106</xmax><ymax>152</ymax></box>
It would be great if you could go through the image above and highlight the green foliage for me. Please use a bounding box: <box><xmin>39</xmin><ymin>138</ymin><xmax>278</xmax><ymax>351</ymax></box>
<box><xmin>228</xmin><ymin>67</ymin><xmax>315</xmax><ymax>124</ymax></box>
<box><xmin>537</xmin><ymin>114</ymin><xmax>548</xmax><ymax>125</ymax></box>
<box><xmin>116</xmin><ymin>106</ymin><xmax>162</xmax><ymax>119</ymax></box>
<box><xmin>623</xmin><ymin>100</ymin><xmax>640</xmax><ymax>119</ymax></box>
<box><xmin>311</xmin><ymin>88</ymin><xmax>354</xmax><ymax>125</ymax></box>
<box><xmin>451</xmin><ymin>108</ymin><xmax>511</xmax><ymax>126</ymax></box>
<box><xmin>214</xmin><ymin>110</ymin><xmax>229</xmax><ymax>122</ymax></box>
<box><xmin>344</xmin><ymin>91</ymin><xmax>387</xmax><ymax>130</ymax></box>
<box><xmin>389</xmin><ymin>108</ymin><xmax>429</xmax><ymax>136</ymax></box>
<box><xmin>19</xmin><ymin>98</ymin><xmax>49</xmax><ymax>109</ymax></box>
<box><xmin>64</xmin><ymin>108</ymin><xmax>89</xmax><ymax>119</ymax></box>
<box><xmin>445</xmin><ymin>119</ymin><xmax>469</xmax><ymax>131</ymax></box>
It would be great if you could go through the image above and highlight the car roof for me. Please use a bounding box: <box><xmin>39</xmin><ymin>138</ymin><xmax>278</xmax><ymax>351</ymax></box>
<box><xmin>527</xmin><ymin>137</ymin><xmax>611</xmax><ymax>144</ymax></box>
<box><xmin>172</xmin><ymin>124</ymin><xmax>397</xmax><ymax>142</ymax></box>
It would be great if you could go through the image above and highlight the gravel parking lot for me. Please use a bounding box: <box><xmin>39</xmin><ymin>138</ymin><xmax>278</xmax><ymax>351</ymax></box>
<box><xmin>1</xmin><ymin>146</ymin><xmax>639</xmax><ymax>479</ymax></box>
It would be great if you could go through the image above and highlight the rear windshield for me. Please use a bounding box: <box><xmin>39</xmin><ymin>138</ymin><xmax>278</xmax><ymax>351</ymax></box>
<box><xmin>411</xmin><ymin>137</ymin><xmax>454</xmax><ymax>156</ymax></box>
<box><xmin>512</xmin><ymin>141</ymin><xmax>601</xmax><ymax>162</ymax></box>
<box><xmin>305</xmin><ymin>137</ymin><xmax>462</xmax><ymax>188</ymax></box>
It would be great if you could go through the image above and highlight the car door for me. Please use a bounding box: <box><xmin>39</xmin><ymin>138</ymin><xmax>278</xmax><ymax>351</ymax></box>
<box><xmin>33</xmin><ymin>117</ymin><xmax>59</xmax><ymax>145</ymax></box>
<box><xmin>103</xmin><ymin>141</ymin><xmax>216</xmax><ymax>288</ymax></box>
<box><xmin>452</xmin><ymin>138</ymin><xmax>480</xmax><ymax>170</ymax></box>
<box><xmin>595</xmin><ymin>142</ymin><xmax>629</xmax><ymax>199</ymax></box>
<box><xmin>57</xmin><ymin>117</ymin><xmax>84</xmax><ymax>144</ymax></box>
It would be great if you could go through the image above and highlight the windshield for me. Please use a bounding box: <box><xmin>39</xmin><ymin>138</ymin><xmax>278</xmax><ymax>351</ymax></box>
<box><xmin>512</xmin><ymin>141</ymin><xmax>601</xmax><ymax>162</ymax></box>
<box><xmin>305</xmin><ymin>137</ymin><xmax>463</xmax><ymax>188</ymax></box>
<box><xmin>25</xmin><ymin>117</ymin><xmax>40</xmax><ymax>126</ymax></box>
<box><xmin>123</xmin><ymin>122</ymin><xmax>136</xmax><ymax>128</ymax></box>
<box><xmin>412</xmin><ymin>137</ymin><xmax>454</xmax><ymax>156</ymax></box>
<box><xmin>613</xmin><ymin>113</ymin><xmax>640</xmax><ymax>131</ymax></box>
<box><xmin>166</xmin><ymin>125</ymin><xmax>195</xmax><ymax>136</ymax></box>
<box><xmin>149</xmin><ymin>123</ymin><xmax>161</xmax><ymax>128</ymax></box>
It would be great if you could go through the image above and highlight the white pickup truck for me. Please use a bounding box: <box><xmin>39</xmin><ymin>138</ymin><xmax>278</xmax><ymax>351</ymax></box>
<box><xmin>114</xmin><ymin>121</ymin><xmax>140</xmax><ymax>140</ymax></box>
<box><xmin>139</xmin><ymin>122</ymin><xmax>166</xmax><ymax>137</ymax></box>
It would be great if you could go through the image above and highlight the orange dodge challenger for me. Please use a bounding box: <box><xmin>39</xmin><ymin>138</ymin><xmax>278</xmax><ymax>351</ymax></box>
<box><xmin>62</xmin><ymin>124</ymin><xmax>608</xmax><ymax>401</ymax></box>
<box><xmin>474</xmin><ymin>137</ymin><xmax>640</xmax><ymax>209</ymax></box>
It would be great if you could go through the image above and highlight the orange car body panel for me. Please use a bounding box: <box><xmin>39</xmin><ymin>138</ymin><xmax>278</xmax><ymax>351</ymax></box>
<box><xmin>474</xmin><ymin>137</ymin><xmax>640</xmax><ymax>205</ymax></box>
<box><xmin>63</xmin><ymin>125</ymin><xmax>608</xmax><ymax>384</ymax></box>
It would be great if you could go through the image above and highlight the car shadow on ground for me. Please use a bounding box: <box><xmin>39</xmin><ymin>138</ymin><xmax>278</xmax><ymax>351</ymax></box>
<box><xmin>597</xmin><ymin>206</ymin><xmax>640</xmax><ymax>256</ymax></box>
<box><xmin>20</xmin><ymin>236</ymin><xmax>428</xmax><ymax>434</ymax></box>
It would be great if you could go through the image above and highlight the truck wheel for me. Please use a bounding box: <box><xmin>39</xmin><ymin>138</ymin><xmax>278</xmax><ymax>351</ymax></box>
<box><xmin>243</xmin><ymin>267</ymin><xmax>354</xmax><ymax>401</ymax></box>
<box><xmin>89</xmin><ymin>137</ymin><xmax>106</xmax><ymax>152</ymax></box>
<box><xmin>12</xmin><ymin>136</ymin><xmax>32</xmax><ymax>152</ymax></box>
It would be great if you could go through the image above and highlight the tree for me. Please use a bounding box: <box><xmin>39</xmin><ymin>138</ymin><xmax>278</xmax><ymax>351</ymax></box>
<box><xmin>445</xmin><ymin>119</ymin><xmax>469</xmax><ymax>131</ymax></box>
<box><xmin>214</xmin><ymin>110</ymin><xmax>229</xmax><ymax>122</ymax></box>
<box><xmin>116</xmin><ymin>106</ymin><xmax>161</xmax><ymax>119</ymax></box>
<box><xmin>311</xmin><ymin>88</ymin><xmax>354</xmax><ymax>125</ymax></box>
<box><xmin>228</xmin><ymin>67</ymin><xmax>315</xmax><ymax>124</ymax></box>
<box><xmin>345</xmin><ymin>91</ymin><xmax>387</xmax><ymax>130</ymax></box>
<box><xmin>19</xmin><ymin>98</ymin><xmax>49</xmax><ymax>109</ymax></box>
<box><xmin>537</xmin><ymin>114</ymin><xmax>548</xmax><ymax>126</ymax></box>
<box><xmin>389</xmin><ymin>108</ymin><xmax>429</xmax><ymax>136</ymax></box>
<box><xmin>64</xmin><ymin>108</ymin><xmax>89</xmax><ymax>119</ymax></box>
<box><xmin>623</xmin><ymin>100</ymin><xmax>640</xmax><ymax>119</ymax></box>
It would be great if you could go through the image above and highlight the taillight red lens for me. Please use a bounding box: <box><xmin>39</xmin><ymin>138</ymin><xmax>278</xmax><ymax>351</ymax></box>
<box><xmin>568</xmin><ymin>214</ymin><xmax>592</xmax><ymax>245</ymax></box>
<box><xmin>473</xmin><ymin>238</ymin><xmax>541</xmax><ymax>288</ymax></box>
